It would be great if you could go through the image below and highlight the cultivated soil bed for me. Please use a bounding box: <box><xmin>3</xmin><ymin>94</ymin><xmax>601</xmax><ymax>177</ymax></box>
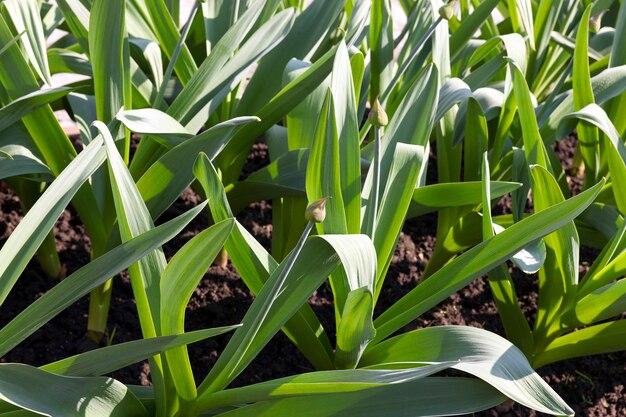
<box><xmin>0</xmin><ymin>135</ymin><xmax>624</xmax><ymax>416</ymax></box>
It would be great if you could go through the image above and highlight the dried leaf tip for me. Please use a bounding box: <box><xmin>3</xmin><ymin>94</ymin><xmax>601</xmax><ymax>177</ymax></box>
<box><xmin>305</xmin><ymin>197</ymin><xmax>330</xmax><ymax>223</ymax></box>
<box><xmin>368</xmin><ymin>98</ymin><xmax>388</xmax><ymax>127</ymax></box>
<box><xmin>439</xmin><ymin>0</ymin><xmax>458</xmax><ymax>21</ymax></box>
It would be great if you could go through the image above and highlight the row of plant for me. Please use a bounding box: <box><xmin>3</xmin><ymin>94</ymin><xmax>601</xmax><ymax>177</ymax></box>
<box><xmin>0</xmin><ymin>0</ymin><xmax>625</xmax><ymax>415</ymax></box>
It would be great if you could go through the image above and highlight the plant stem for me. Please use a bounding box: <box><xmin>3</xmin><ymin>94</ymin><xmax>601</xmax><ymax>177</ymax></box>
<box><xmin>371</xmin><ymin>126</ymin><xmax>381</xmax><ymax>241</ymax></box>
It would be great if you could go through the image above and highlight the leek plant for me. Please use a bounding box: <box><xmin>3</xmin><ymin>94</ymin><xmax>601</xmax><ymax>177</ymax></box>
<box><xmin>0</xmin><ymin>0</ymin><xmax>349</xmax><ymax>340</ymax></box>
<box><xmin>0</xmin><ymin>122</ymin><xmax>573</xmax><ymax>416</ymax></box>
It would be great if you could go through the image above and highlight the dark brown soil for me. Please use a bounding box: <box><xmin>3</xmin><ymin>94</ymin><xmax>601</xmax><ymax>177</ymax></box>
<box><xmin>0</xmin><ymin>134</ymin><xmax>624</xmax><ymax>416</ymax></box>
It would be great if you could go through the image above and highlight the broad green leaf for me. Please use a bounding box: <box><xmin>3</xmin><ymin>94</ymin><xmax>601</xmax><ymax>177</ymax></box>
<box><xmin>134</xmin><ymin>0</ymin><xmax>197</xmax><ymax>85</ymax></box>
<box><xmin>0</xmin><ymin>203</ymin><xmax>205</xmax><ymax>357</ymax></box>
<box><xmin>283</xmin><ymin>59</ymin><xmax>329</xmax><ymax>151</ymax></box>
<box><xmin>361</xmin><ymin>326</ymin><xmax>573</xmax><ymax>416</ymax></box>
<box><xmin>197</xmin><ymin>233</ymin><xmax>375</xmax><ymax>396</ymax></box>
<box><xmin>161</xmin><ymin>219</ymin><xmax>234</xmax><ymax>402</ymax></box>
<box><xmin>362</xmin><ymin>65</ymin><xmax>438</xmax><ymax>233</ymax></box>
<box><xmin>372</xmin><ymin>144</ymin><xmax>424</xmax><ymax>301</ymax></box>
<box><xmin>167</xmin><ymin>3</ymin><xmax>289</xmax><ymax>133</ymax></box>
<box><xmin>482</xmin><ymin>154</ymin><xmax>534</xmax><ymax>356</ymax></box>
<box><xmin>370</xmin><ymin>0</ymin><xmax>393</xmax><ymax>100</ymax></box>
<box><xmin>492</xmin><ymin>224</ymin><xmax>546</xmax><ymax>274</ymax></box>
<box><xmin>534</xmin><ymin>320</ymin><xmax>626</xmax><ymax>368</ymax></box>
<box><xmin>530</xmin><ymin>165</ymin><xmax>579</xmax><ymax>340</ymax></box>
<box><xmin>573</xmin><ymin>5</ymin><xmax>599</xmax><ymax>184</ymax></box>
<box><xmin>407</xmin><ymin>181</ymin><xmax>522</xmax><ymax>217</ymax></box>
<box><xmin>42</xmin><ymin>327</ymin><xmax>238</xmax><ymax>377</ymax></box>
<box><xmin>374</xmin><ymin>179</ymin><xmax>604</xmax><ymax>342</ymax></box>
<box><xmin>116</xmin><ymin>108</ymin><xmax>191</xmax><ymax>147</ymax></box>
<box><xmin>138</xmin><ymin>117</ymin><xmax>258</xmax><ymax>219</ymax></box>
<box><xmin>89</xmin><ymin>0</ymin><xmax>129</xmax><ymax>126</ymax></box>
<box><xmin>236</xmin><ymin>0</ymin><xmax>346</xmax><ymax>116</ymax></box>
<box><xmin>449</xmin><ymin>0</ymin><xmax>500</xmax><ymax>61</ymax></box>
<box><xmin>306</xmin><ymin>91</ymin><xmax>348</xmax><ymax>236</ymax></box>
<box><xmin>608</xmin><ymin>0</ymin><xmax>626</xmax><ymax>136</ymax></box>
<box><xmin>540</xmin><ymin>65</ymin><xmax>626</xmax><ymax>142</ymax></box>
<box><xmin>197</xmin><ymin>362</ymin><xmax>455</xmax><ymax>410</ymax></box>
<box><xmin>96</xmin><ymin>121</ymin><xmax>166</xmax><ymax>335</ymax></box>
<box><xmin>0</xmin><ymin>145</ymin><xmax>52</xmax><ymax>181</ymax></box>
<box><xmin>334</xmin><ymin>287</ymin><xmax>376</xmax><ymax>369</ymax></box>
<box><xmin>0</xmin><ymin>137</ymin><xmax>105</xmax><ymax>308</ymax></box>
<box><xmin>510</xmin><ymin>63</ymin><xmax>550</xmax><ymax>170</ymax></box>
<box><xmin>129</xmin><ymin>38</ymin><xmax>163</xmax><ymax>90</ymax></box>
<box><xmin>0</xmin><ymin>86</ymin><xmax>73</xmax><ymax>132</ymax></box>
<box><xmin>0</xmin><ymin>364</ymin><xmax>148</xmax><ymax>417</ymax></box>
<box><xmin>556</xmin><ymin>103</ymin><xmax>626</xmax><ymax>214</ymax></box>
<box><xmin>212</xmin><ymin>378</ymin><xmax>504</xmax><ymax>417</ymax></box>
<box><xmin>0</xmin><ymin>14</ymin><xmax>107</xmax><ymax>251</ymax></box>
<box><xmin>216</xmin><ymin>42</ymin><xmax>340</xmax><ymax>186</ymax></box>
<box><xmin>569</xmin><ymin>278</ymin><xmax>626</xmax><ymax>326</ymax></box>
<box><xmin>194</xmin><ymin>154</ymin><xmax>335</xmax><ymax>371</ymax></box>
<box><xmin>3</xmin><ymin>0</ymin><xmax>51</xmax><ymax>84</ymax></box>
<box><xmin>331</xmin><ymin>42</ymin><xmax>361</xmax><ymax>234</ymax></box>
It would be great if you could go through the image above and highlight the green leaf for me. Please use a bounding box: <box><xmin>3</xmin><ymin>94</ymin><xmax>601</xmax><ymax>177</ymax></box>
<box><xmin>2</xmin><ymin>0</ymin><xmax>51</xmax><ymax>84</ymax></box>
<box><xmin>89</xmin><ymin>0</ymin><xmax>129</xmax><ymax>125</ymax></box>
<box><xmin>361</xmin><ymin>326</ymin><xmax>573</xmax><ymax>416</ymax></box>
<box><xmin>0</xmin><ymin>86</ymin><xmax>73</xmax><ymax>133</ymax></box>
<box><xmin>510</xmin><ymin>62</ymin><xmax>551</xmax><ymax>170</ymax></box>
<box><xmin>407</xmin><ymin>181</ymin><xmax>522</xmax><ymax>217</ymax></box>
<box><xmin>374</xmin><ymin>179</ymin><xmax>604</xmax><ymax>342</ymax></box>
<box><xmin>0</xmin><ymin>203</ymin><xmax>206</xmax><ymax>357</ymax></box>
<box><xmin>116</xmin><ymin>108</ymin><xmax>192</xmax><ymax>147</ymax></box>
<box><xmin>372</xmin><ymin>144</ymin><xmax>424</xmax><ymax>301</ymax></box>
<box><xmin>534</xmin><ymin>320</ymin><xmax>626</xmax><ymax>368</ymax></box>
<box><xmin>572</xmin><ymin>5</ymin><xmax>599</xmax><ymax>183</ymax></box>
<box><xmin>528</xmin><ymin>163</ymin><xmax>580</xmax><ymax>342</ymax></box>
<box><xmin>0</xmin><ymin>137</ymin><xmax>105</xmax><ymax>309</ymax></box>
<box><xmin>167</xmin><ymin>5</ymin><xmax>293</xmax><ymax>133</ymax></box>
<box><xmin>41</xmin><ymin>327</ymin><xmax>239</xmax><ymax>377</ymax></box>
<box><xmin>557</xmin><ymin>103</ymin><xmax>626</xmax><ymax>214</ymax></box>
<box><xmin>197</xmin><ymin>233</ymin><xmax>376</xmax><ymax>396</ymax></box>
<box><xmin>370</xmin><ymin>0</ymin><xmax>393</xmax><ymax>100</ymax></box>
<box><xmin>0</xmin><ymin>364</ymin><xmax>148</xmax><ymax>417</ymax></box>
<box><xmin>226</xmin><ymin>149</ymin><xmax>308</xmax><ymax>214</ymax></box>
<box><xmin>216</xmin><ymin>42</ymin><xmax>340</xmax><ymax>185</ymax></box>
<box><xmin>138</xmin><ymin>117</ymin><xmax>258</xmax><ymax>219</ymax></box>
<box><xmin>197</xmin><ymin>362</ymin><xmax>456</xmax><ymax>411</ymax></box>
<box><xmin>194</xmin><ymin>154</ymin><xmax>335</xmax><ymax>371</ymax></box>
<box><xmin>449</xmin><ymin>0</ymin><xmax>500</xmax><ymax>61</ymax></box>
<box><xmin>331</xmin><ymin>42</ymin><xmax>361</xmax><ymax>234</ymax></box>
<box><xmin>334</xmin><ymin>287</ymin><xmax>376</xmax><ymax>369</ymax></box>
<box><xmin>161</xmin><ymin>219</ymin><xmax>234</xmax><ymax>402</ymax></box>
<box><xmin>236</xmin><ymin>0</ymin><xmax>346</xmax><ymax>116</ymax></box>
<box><xmin>0</xmin><ymin>144</ymin><xmax>52</xmax><ymax>181</ymax></box>
<box><xmin>211</xmin><ymin>378</ymin><xmax>505</xmax><ymax>417</ymax></box>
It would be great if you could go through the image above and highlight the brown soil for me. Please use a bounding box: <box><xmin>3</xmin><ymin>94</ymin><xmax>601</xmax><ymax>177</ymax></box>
<box><xmin>0</xmin><ymin>134</ymin><xmax>624</xmax><ymax>416</ymax></box>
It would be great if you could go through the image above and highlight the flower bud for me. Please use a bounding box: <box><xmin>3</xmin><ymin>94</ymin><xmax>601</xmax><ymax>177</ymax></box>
<box><xmin>305</xmin><ymin>197</ymin><xmax>329</xmax><ymax>223</ymax></box>
<box><xmin>439</xmin><ymin>0</ymin><xmax>458</xmax><ymax>21</ymax></box>
<box><xmin>368</xmin><ymin>98</ymin><xmax>388</xmax><ymax>127</ymax></box>
<box><xmin>589</xmin><ymin>10</ymin><xmax>606</xmax><ymax>33</ymax></box>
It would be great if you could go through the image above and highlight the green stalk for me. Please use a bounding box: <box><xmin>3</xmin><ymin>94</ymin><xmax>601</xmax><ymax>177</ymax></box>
<box><xmin>366</xmin><ymin>99</ymin><xmax>388</xmax><ymax>239</ymax></box>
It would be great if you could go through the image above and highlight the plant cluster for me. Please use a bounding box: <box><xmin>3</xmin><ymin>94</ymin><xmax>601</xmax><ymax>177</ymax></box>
<box><xmin>0</xmin><ymin>0</ymin><xmax>624</xmax><ymax>416</ymax></box>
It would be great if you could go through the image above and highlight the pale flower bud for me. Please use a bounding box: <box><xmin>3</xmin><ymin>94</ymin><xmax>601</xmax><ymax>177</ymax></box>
<box><xmin>589</xmin><ymin>10</ymin><xmax>606</xmax><ymax>33</ymax></box>
<box><xmin>305</xmin><ymin>197</ymin><xmax>329</xmax><ymax>223</ymax></box>
<box><xmin>368</xmin><ymin>98</ymin><xmax>388</xmax><ymax>127</ymax></box>
<box><xmin>439</xmin><ymin>0</ymin><xmax>458</xmax><ymax>21</ymax></box>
